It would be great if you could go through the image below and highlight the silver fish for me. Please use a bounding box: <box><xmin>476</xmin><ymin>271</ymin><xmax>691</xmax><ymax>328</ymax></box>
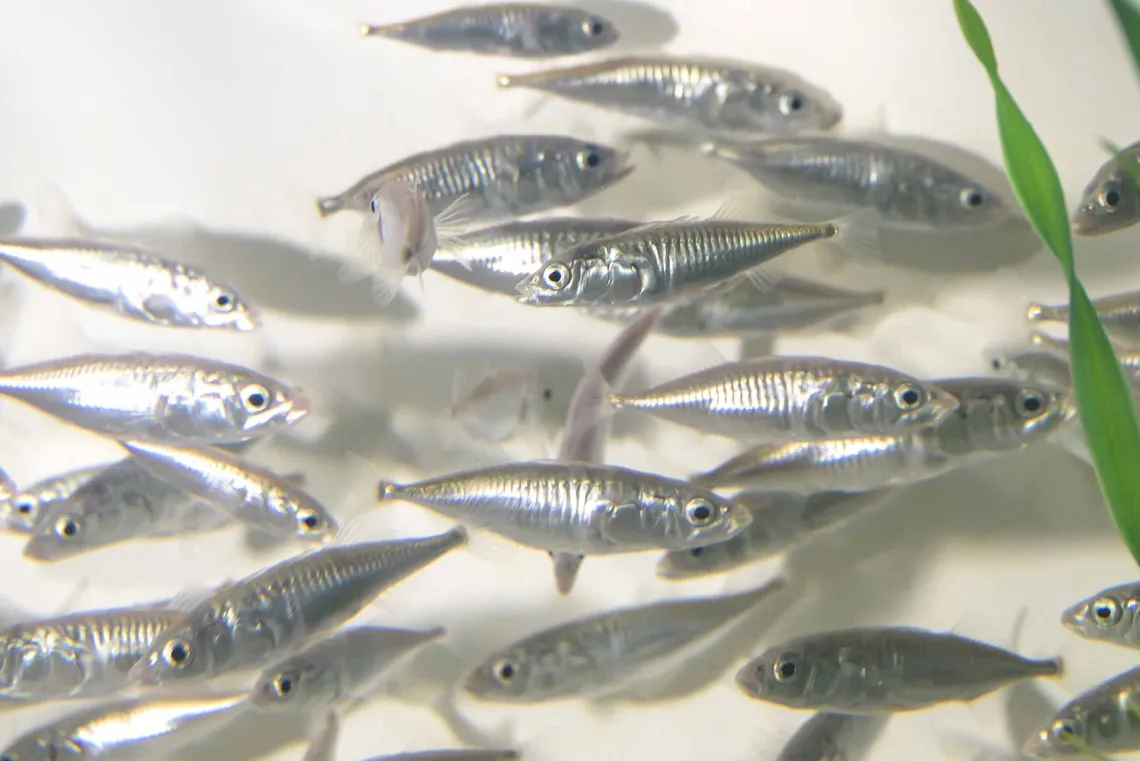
<box><xmin>656</xmin><ymin>490</ymin><xmax>894</xmax><ymax>580</ymax></box>
<box><xmin>317</xmin><ymin>134</ymin><xmax>632</xmax><ymax>219</ymax></box>
<box><xmin>0</xmin><ymin>352</ymin><xmax>308</xmax><ymax>445</ymax></box>
<box><xmin>364</xmin><ymin>752</ymin><xmax>519</xmax><ymax>761</ymax></box>
<box><xmin>0</xmin><ymin>690</ymin><xmax>248</xmax><ymax>760</ymax></box>
<box><xmin>0</xmin><ymin>237</ymin><xmax>257</xmax><ymax>330</ymax></box>
<box><xmin>448</xmin><ymin>367</ymin><xmax>538</xmax><ymax>445</ymax></box>
<box><xmin>1072</xmin><ymin>139</ymin><xmax>1140</xmax><ymax>237</ymax></box>
<box><xmin>128</xmin><ymin>527</ymin><xmax>466</xmax><ymax>686</ymax></box>
<box><xmin>0</xmin><ymin>466</ymin><xmax>104</xmax><ymax>534</ymax></box>
<box><xmin>0</xmin><ymin>603</ymin><xmax>184</xmax><ymax>701</ymax></box>
<box><xmin>464</xmin><ymin>578</ymin><xmax>785</xmax><ymax>702</ymax></box>
<box><xmin>1023</xmin><ymin>665</ymin><xmax>1140</xmax><ymax>758</ymax></box>
<box><xmin>497</xmin><ymin>56</ymin><xmax>842</xmax><ymax>134</ymax></box>
<box><xmin>432</xmin><ymin>217</ymin><xmax>639</xmax><ymax>296</ymax></box>
<box><xmin>118</xmin><ymin>440</ymin><xmax>337</xmax><ymax>542</ymax></box>
<box><xmin>702</xmin><ymin>136</ymin><xmax>1009</xmax><ymax>230</ymax></box>
<box><xmin>736</xmin><ymin>626</ymin><xmax>1063</xmax><ymax>714</ymax></box>
<box><xmin>931</xmin><ymin>376</ymin><xmax>1073</xmax><ymax>455</ymax></box>
<box><xmin>517</xmin><ymin>218</ymin><xmax>839</xmax><ymax>307</ymax></box>
<box><xmin>1060</xmin><ymin>581</ymin><xmax>1140</xmax><ymax>649</ymax></box>
<box><xmin>376</xmin><ymin>461</ymin><xmax>751</xmax><ymax>555</ymax></box>
<box><xmin>989</xmin><ymin>347</ymin><xmax>1071</xmax><ymax>390</ymax></box>
<box><xmin>776</xmin><ymin>712</ymin><xmax>889</xmax><ymax>761</ymax></box>
<box><xmin>1029</xmin><ymin>289</ymin><xmax>1140</xmax><ymax>345</ymax></box>
<box><xmin>250</xmin><ymin>625</ymin><xmax>444</xmax><ymax>713</ymax></box>
<box><xmin>360</xmin><ymin>4</ymin><xmax>619</xmax><ymax>58</ymax></box>
<box><xmin>608</xmin><ymin>357</ymin><xmax>957</xmax><ymax>442</ymax></box>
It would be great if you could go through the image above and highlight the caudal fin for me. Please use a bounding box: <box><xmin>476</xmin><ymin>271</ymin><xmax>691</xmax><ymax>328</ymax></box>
<box><xmin>316</xmin><ymin>196</ymin><xmax>345</xmax><ymax>218</ymax></box>
<box><xmin>1026</xmin><ymin>302</ymin><xmax>1066</xmax><ymax>322</ymax></box>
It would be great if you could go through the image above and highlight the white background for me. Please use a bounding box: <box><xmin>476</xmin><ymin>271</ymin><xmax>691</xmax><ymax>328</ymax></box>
<box><xmin>0</xmin><ymin>0</ymin><xmax>1137</xmax><ymax>759</ymax></box>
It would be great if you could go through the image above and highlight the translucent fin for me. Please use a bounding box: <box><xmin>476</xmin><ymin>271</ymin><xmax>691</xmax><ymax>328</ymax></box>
<box><xmin>831</xmin><ymin>208</ymin><xmax>885</xmax><ymax>260</ymax></box>
<box><xmin>710</xmin><ymin>189</ymin><xmax>776</xmax><ymax>222</ymax></box>
<box><xmin>169</xmin><ymin>584</ymin><xmax>219</xmax><ymax>612</ymax></box>
<box><xmin>433</xmin><ymin>194</ymin><xmax>482</xmax><ymax>254</ymax></box>
<box><xmin>301</xmin><ymin>710</ymin><xmax>341</xmax><ymax>761</ymax></box>
<box><xmin>51</xmin><ymin>578</ymin><xmax>91</xmax><ymax>616</ymax></box>
<box><xmin>31</xmin><ymin>182</ymin><xmax>86</xmax><ymax>237</ymax></box>
<box><xmin>316</xmin><ymin>195</ymin><xmax>345</xmax><ymax>219</ymax></box>
<box><xmin>351</xmin><ymin>216</ymin><xmax>406</xmax><ymax>306</ymax></box>
<box><xmin>551</xmin><ymin>552</ymin><xmax>585</xmax><ymax>595</ymax></box>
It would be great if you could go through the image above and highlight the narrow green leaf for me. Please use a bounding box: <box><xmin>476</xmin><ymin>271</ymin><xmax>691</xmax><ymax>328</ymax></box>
<box><xmin>1109</xmin><ymin>0</ymin><xmax>1140</xmax><ymax>76</ymax></box>
<box><xmin>953</xmin><ymin>0</ymin><xmax>998</xmax><ymax>74</ymax></box>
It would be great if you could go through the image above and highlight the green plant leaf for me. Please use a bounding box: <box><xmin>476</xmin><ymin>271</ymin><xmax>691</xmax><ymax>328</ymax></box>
<box><xmin>1109</xmin><ymin>0</ymin><xmax>1140</xmax><ymax>76</ymax></box>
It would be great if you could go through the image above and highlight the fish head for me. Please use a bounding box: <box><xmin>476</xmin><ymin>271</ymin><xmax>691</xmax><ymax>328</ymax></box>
<box><xmin>21</xmin><ymin>506</ymin><xmax>102</xmax><ymax>562</ymax></box>
<box><xmin>515</xmin><ymin>253</ymin><xmax>599</xmax><ymax>306</ymax></box>
<box><xmin>463</xmin><ymin>644</ymin><xmax>539</xmax><ymax>701</ymax></box>
<box><xmin>851</xmin><ymin>374</ymin><xmax>957</xmax><ymax>435</ymax></box>
<box><xmin>649</xmin><ymin>486</ymin><xmax>752</xmax><ymax>549</ymax></box>
<box><xmin>129</xmin><ymin>619</ymin><xmax>216</xmax><ymax>686</ymax></box>
<box><xmin>1072</xmin><ymin>167</ymin><xmax>1140</xmax><ymax>237</ymax></box>
<box><xmin>932</xmin><ymin>378</ymin><xmax>1073</xmax><ymax>451</ymax></box>
<box><xmin>739</xmin><ymin>75</ymin><xmax>843</xmax><ymax>133</ymax></box>
<box><xmin>735</xmin><ymin>641</ymin><xmax>820</xmax><ymax>708</ymax></box>
<box><xmin>1023</xmin><ymin>703</ymin><xmax>1095</xmax><ymax>758</ymax></box>
<box><xmin>1061</xmin><ymin>582</ymin><xmax>1140</xmax><ymax>646</ymax></box>
<box><xmin>561</xmin><ymin>10</ymin><xmax>620</xmax><ymax>52</ymax></box>
<box><xmin>274</xmin><ymin>487</ymin><xmax>339</xmax><ymax>542</ymax></box>
<box><xmin>547</xmin><ymin>139</ymin><xmax>633</xmax><ymax>199</ymax></box>
<box><xmin>224</xmin><ymin>371</ymin><xmax>310</xmax><ymax>437</ymax></box>
<box><xmin>199</xmin><ymin>282</ymin><xmax>259</xmax><ymax>332</ymax></box>
<box><xmin>923</xmin><ymin>173</ymin><xmax>1009</xmax><ymax>229</ymax></box>
<box><xmin>250</xmin><ymin>656</ymin><xmax>332</xmax><ymax>713</ymax></box>
<box><xmin>0</xmin><ymin>489</ymin><xmax>52</xmax><ymax>534</ymax></box>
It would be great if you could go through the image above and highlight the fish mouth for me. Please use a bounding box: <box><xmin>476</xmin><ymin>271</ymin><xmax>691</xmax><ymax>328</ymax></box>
<box><xmin>21</xmin><ymin>538</ymin><xmax>62</xmax><ymax>562</ymax></box>
<box><xmin>232</xmin><ymin>310</ymin><xmax>260</xmax><ymax>332</ymax></box>
<box><xmin>733</xmin><ymin>662</ymin><xmax>762</xmax><ymax>696</ymax></box>
<box><xmin>1057</xmin><ymin>600</ymin><xmax>1089</xmax><ymax>633</ymax></box>
<box><xmin>1070</xmin><ymin>209</ymin><xmax>1100</xmax><ymax>236</ymax></box>
<box><xmin>284</xmin><ymin>393</ymin><xmax>311</xmax><ymax>425</ymax></box>
<box><xmin>1021</xmin><ymin>729</ymin><xmax>1053</xmax><ymax>758</ymax></box>
<box><xmin>607</xmin><ymin>157</ymin><xmax>636</xmax><ymax>185</ymax></box>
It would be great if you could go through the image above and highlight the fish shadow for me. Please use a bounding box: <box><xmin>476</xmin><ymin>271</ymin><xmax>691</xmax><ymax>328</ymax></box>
<box><xmin>0</xmin><ymin>203</ymin><xmax>26</xmax><ymax>236</ymax></box>
<box><xmin>177</xmin><ymin>708</ymin><xmax>308</xmax><ymax>761</ymax></box>
<box><xmin>1004</xmin><ymin>680</ymin><xmax>1060</xmax><ymax>754</ymax></box>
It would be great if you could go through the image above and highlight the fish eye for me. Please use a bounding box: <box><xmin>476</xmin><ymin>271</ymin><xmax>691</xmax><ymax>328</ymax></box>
<box><xmin>684</xmin><ymin>498</ymin><xmax>715</xmax><ymax>526</ymax></box>
<box><xmin>959</xmin><ymin>188</ymin><xmax>985</xmax><ymax>208</ymax></box>
<box><xmin>241</xmin><ymin>384</ymin><xmax>270</xmax><ymax>412</ymax></box>
<box><xmin>272</xmin><ymin>673</ymin><xmax>295</xmax><ymax>697</ymax></box>
<box><xmin>54</xmin><ymin>515</ymin><xmax>81</xmax><ymax>539</ymax></box>
<box><xmin>1100</xmin><ymin>183</ymin><xmax>1122</xmax><ymax>210</ymax></box>
<box><xmin>689</xmin><ymin>547</ymin><xmax>705</xmax><ymax>558</ymax></box>
<box><xmin>212</xmin><ymin>290</ymin><xmax>235</xmax><ymax>311</ymax></box>
<box><xmin>577</xmin><ymin>147</ymin><xmax>602</xmax><ymax>170</ymax></box>
<box><xmin>541</xmin><ymin>262</ymin><xmax>571</xmax><ymax>290</ymax></box>
<box><xmin>370</xmin><ymin>198</ymin><xmax>378</xmax><ymax>214</ymax></box>
<box><xmin>774</xmin><ymin>654</ymin><xmax>799</xmax><ymax>682</ymax></box>
<box><xmin>779</xmin><ymin>92</ymin><xmax>805</xmax><ymax>115</ymax></box>
<box><xmin>297</xmin><ymin>508</ymin><xmax>322</xmax><ymax>533</ymax></box>
<box><xmin>491</xmin><ymin>658</ymin><xmax>517</xmax><ymax>684</ymax></box>
<box><xmin>1015</xmin><ymin>389</ymin><xmax>1046</xmax><ymax>417</ymax></box>
<box><xmin>1092</xmin><ymin>597</ymin><xmax>1122</xmax><ymax>625</ymax></box>
<box><xmin>893</xmin><ymin>383</ymin><xmax>923</xmax><ymax>410</ymax></box>
<box><xmin>1052</xmin><ymin>718</ymin><xmax>1078</xmax><ymax>739</ymax></box>
<box><xmin>162</xmin><ymin>639</ymin><xmax>192</xmax><ymax>668</ymax></box>
<box><xmin>13</xmin><ymin>498</ymin><xmax>34</xmax><ymax>516</ymax></box>
<box><xmin>582</xmin><ymin>17</ymin><xmax>606</xmax><ymax>36</ymax></box>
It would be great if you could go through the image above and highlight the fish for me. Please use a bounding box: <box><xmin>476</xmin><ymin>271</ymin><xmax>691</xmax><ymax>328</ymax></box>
<box><xmin>302</xmin><ymin>711</ymin><xmax>340</xmax><ymax>761</ymax></box>
<box><xmin>376</xmin><ymin>461</ymin><xmax>751</xmax><ymax>555</ymax></box>
<box><xmin>128</xmin><ymin>527</ymin><xmax>466</xmax><ymax>686</ymax></box>
<box><xmin>1023</xmin><ymin>664</ymin><xmax>1140</xmax><ymax>758</ymax></box>
<box><xmin>736</xmin><ymin>626</ymin><xmax>1063</xmax><ymax>713</ymax></box>
<box><xmin>516</xmin><ymin>218</ymin><xmax>843</xmax><ymax>308</ymax></box>
<box><xmin>316</xmin><ymin>134</ymin><xmax>632</xmax><ymax>220</ymax></box>
<box><xmin>776</xmin><ymin>712</ymin><xmax>889</xmax><ymax>761</ymax></box>
<box><xmin>447</xmin><ymin>367</ymin><xmax>538</xmax><ymax>445</ymax></box>
<box><xmin>989</xmin><ymin>347</ymin><xmax>1072</xmax><ymax>390</ymax></box>
<box><xmin>464</xmin><ymin>578</ymin><xmax>785</xmax><ymax>702</ymax></box>
<box><xmin>0</xmin><ymin>237</ymin><xmax>257</xmax><ymax>330</ymax></box>
<box><xmin>0</xmin><ymin>466</ymin><xmax>104</xmax><ymax>534</ymax></box>
<box><xmin>0</xmin><ymin>352</ymin><xmax>308</xmax><ymax>445</ymax></box>
<box><xmin>497</xmin><ymin>56</ymin><xmax>842</xmax><ymax>134</ymax></box>
<box><xmin>431</xmin><ymin>217</ymin><xmax>639</xmax><ymax>296</ymax></box>
<box><xmin>930</xmin><ymin>376</ymin><xmax>1074</xmax><ymax>455</ymax></box>
<box><xmin>702</xmin><ymin>136</ymin><xmax>1010</xmax><ymax>231</ymax></box>
<box><xmin>0</xmin><ymin>603</ymin><xmax>184</xmax><ymax>701</ymax></box>
<box><xmin>656</xmin><ymin>490</ymin><xmax>895</xmax><ymax>580</ymax></box>
<box><xmin>1028</xmin><ymin>289</ymin><xmax>1140</xmax><ymax>345</ymax></box>
<box><xmin>0</xmin><ymin>690</ymin><xmax>248</xmax><ymax>760</ymax></box>
<box><xmin>1071</xmin><ymin>139</ymin><xmax>1140</xmax><ymax>236</ymax></box>
<box><xmin>360</xmin><ymin>4</ymin><xmax>619</xmax><ymax>58</ymax></box>
<box><xmin>607</xmin><ymin>357</ymin><xmax>957</xmax><ymax>442</ymax></box>
<box><xmin>1060</xmin><ymin>581</ymin><xmax>1140</xmax><ymax>649</ymax></box>
<box><xmin>363</xmin><ymin>752</ymin><xmax>519</xmax><ymax>761</ymax></box>
<box><xmin>250</xmin><ymin>625</ymin><xmax>445</xmax><ymax>713</ymax></box>
<box><xmin>117</xmin><ymin>440</ymin><xmax>338</xmax><ymax>542</ymax></box>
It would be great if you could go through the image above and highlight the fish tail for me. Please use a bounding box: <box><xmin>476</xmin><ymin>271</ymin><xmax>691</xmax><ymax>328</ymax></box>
<box><xmin>1039</xmin><ymin>656</ymin><xmax>1064</xmax><ymax>678</ymax></box>
<box><xmin>831</xmin><ymin>208</ymin><xmax>883</xmax><ymax>260</ymax></box>
<box><xmin>1026</xmin><ymin>302</ymin><xmax>1064</xmax><ymax>322</ymax></box>
<box><xmin>358</xmin><ymin>21</ymin><xmax>407</xmax><ymax>38</ymax></box>
<box><xmin>496</xmin><ymin>71</ymin><xmax>540</xmax><ymax>89</ymax></box>
<box><xmin>376</xmin><ymin>480</ymin><xmax>403</xmax><ymax>502</ymax></box>
<box><xmin>316</xmin><ymin>195</ymin><xmax>346</xmax><ymax>218</ymax></box>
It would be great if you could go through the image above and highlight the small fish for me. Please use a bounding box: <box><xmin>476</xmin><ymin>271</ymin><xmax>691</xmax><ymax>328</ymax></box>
<box><xmin>0</xmin><ymin>466</ymin><xmax>104</xmax><ymax>534</ymax></box>
<box><xmin>497</xmin><ymin>56</ymin><xmax>842</xmax><ymax>134</ymax></box>
<box><xmin>0</xmin><ymin>690</ymin><xmax>248</xmax><ymax>761</ymax></box>
<box><xmin>464</xmin><ymin>578</ymin><xmax>785</xmax><ymax>702</ymax></box>
<box><xmin>608</xmin><ymin>357</ymin><xmax>956</xmax><ymax>442</ymax></box>
<box><xmin>656</xmin><ymin>490</ymin><xmax>894</xmax><ymax>580</ymax></box>
<box><xmin>1072</xmin><ymin>139</ymin><xmax>1140</xmax><ymax>236</ymax></box>
<box><xmin>377</xmin><ymin>461</ymin><xmax>750</xmax><ymax>555</ymax></box>
<box><xmin>118</xmin><ymin>440</ymin><xmax>337</xmax><ymax>542</ymax></box>
<box><xmin>517</xmin><ymin>218</ymin><xmax>843</xmax><ymax>308</ymax></box>
<box><xmin>989</xmin><ymin>347</ymin><xmax>1071</xmax><ymax>390</ymax></box>
<box><xmin>736</xmin><ymin>626</ymin><xmax>1062</xmax><ymax>713</ymax></box>
<box><xmin>930</xmin><ymin>377</ymin><xmax>1073</xmax><ymax>455</ymax></box>
<box><xmin>129</xmin><ymin>527</ymin><xmax>466</xmax><ymax>686</ymax></box>
<box><xmin>432</xmin><ymin>217</ymin><xmax>639</xmax><ymax>296</ymax></box>
<box><xmin>1060</xmin><ymin>581</ymin><xmax>1140</xmax><ymax>649</ymax></box>
<box><xmin>0</xmin><ymin>603</ymin><xmax>184</xmax><ymax>701</ymax></box>
<box><xmin>360</xmin><ymin>4</ymin><xmax>619</xmax><ymax>58</ymax></box>
<box><xmin>250</xmin><ymin>625</ymin><xmax>445</xmax><ymax>713</ymax></box>
<box><xmin>702</xmin><ymin>136</ymin><xmax>1009</xmax><ymax>231</ymax></box>
<box><xmin>0</xmin><ymin>352</ymin><xmax>308</xmax><ymax>445</ymax></box>
<box><xmin>1023</xmin><ymin>665</ymin><xmax>1140</xmax><ymax>758</ymax></box>
<box><xmin>317</xmin><ymin>135</ymin><xmax>632</xmax><ymax>220</ymax></box>
<box><xmin>776</xmin><ymin>712</ymin><xmax>889</xmax><ymax>761</ymax></box>
<box><xmin>448</xmin><ymin>367</ymin><xmax>538</xmax><ymax>445</ymax></box>
<box><xmin>363</xmin><ymin>752</ymin><xmax>519</xmax><ymax>761</ymax></box>
<box><xmin>1028</xmin><ymin>289</ymin><xmax>1140</xmax><ymax>345</ymax></box>
<box><xmin>0</xmin><ymin>237</ymin><xmax>257</xmax><ymax>330</ymax></box>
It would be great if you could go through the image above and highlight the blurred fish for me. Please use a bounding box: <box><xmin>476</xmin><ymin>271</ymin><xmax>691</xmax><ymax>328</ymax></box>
<box><xmin>302</xmin><ymin>710</ymin><xmax>340</xmax><ymax>761</ymax></box>
<box><xmin>1061</xmin><ymin>581</ymin><xmax>1140</xmax><ymax>649</ymax></box>
<box><xmin>118</xmin><ymin>440</ymin><xmax>337</xmax><ymax>542</ymax></box>
<box><xmin>377</xmin><ymin>461</ymin><xmax>750</xmax><ymax>554</ymax></box>
<box><xmin>0</xmin><ymin>466</ymin><xmax>100</xmax><ymax>534</ymax></box>
<box><xmin>447</xmin><ymin>366</ymin><xmax>538</xmax><ymax>445</ymax></box>
<box><xmin>1023</xmin><ymin>665</ymin><xmax>1140</xmax><ymax>757</ymax></box>
<box><xmin>0</xmin><ymin>352</ymin><xmax>308</xmax><ymax>445</ymax></box>
<box><xmin>776</xmin><ymin>712</ymin><xmax>889</xmax><ymax>761</ymax></box>
<box><xmin>989</xmin><ymin>347</ymin><xmax>1071</xmax><ymax>390</ymax></box>
<box><xmin>702</xmin><ymin>136</ymin><xmax>1010</xmax><ymax>231</ymax></box>
<box><xmin>0</xmin><ymin>237</ymin><xmax>257</xmax><ymax>330</ymax></box>
<box><xmin>1028</xmin><ymin>289</ymin><xmax>1140</xmax><ymax>345</ymax></box>
<box><xmin>464</xmin><ymin>578</ymin><xmax>785</xmax><ymax>702</ymax></box>
<box><xmin>364</xmin><ymin>752</ymin><xmax>519</xmax><ymax>761</ymax></box>
<box><xmin>736</xmin><ymin>627</ymin><xmax>1062</xmax><ymax>713</ymax></box>
<box><xmin>250</xmin><ymin>625</ymin><xmax>445</xmax><ymax>713</ymax></box>
<box><xmin>360</xmin><ymin>4</ymin><xmax>619</xmax><ymax>58</ymax></box>
<box><xmin>129</xmin><ymin>527</ymin><xmax>466</xmax><ymax>686</ymax></box>
<box><xmin>1072</xmin><ymin>139</ymin><xmax>1140</xmax><ymax>236</ymax></box>
<box><xmin>656</xmin><ymin>490</ymin><xmax>894</xmax><ymax>580</ymax></box>
<box><xmin>498</xmin><ymin>56</ymin><xmax>842</xmax><ymax>134</ymax></box>
<box><xmin>317</xmin><ymin>135</ymin><xmax>632</xmax><ymax>219</ymax></box>
<box><xmin>0</xmin><ymin>690</ymin><xmax>248</xmax><ymax>760</ymax></box>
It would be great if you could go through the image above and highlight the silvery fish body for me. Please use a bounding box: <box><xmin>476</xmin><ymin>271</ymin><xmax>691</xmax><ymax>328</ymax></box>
<box><xmin>609</xmin><ymin>357</ymin><xmax>956</xmax><ymax>442</ymax></box>
<box><xmin>376</xmin><ymin>461</ymin><xmax>751</xmax><ymax>555</ymax></box>
<box><xmin>989</xmin><ymin>348</ymin><xmax>1071</xmax><ymax>390</ymax></box>
<box><xmin>589</xmin><ymin>276</ymin><xmax>885</xmax><ymax>336</ymax></box>
<box><xmin>1029</xmin><ymin>289</ymin><xmax>1140</xmax><ymax>345</ymax></box>
<box><xmin>463</xmin><ymin>579</ymin><xmax>785</xmax><ymax>702</ymax></box>
<box><xmin>517</xmin><ymin>219</ymin><xmax>837</xmax><ymax>307</ymax></box>
<box><xmin>432</xmin><ymin>217</ymin><xmax>638</xmax><ymax>295</ymax></box>
<box><xmin>1072</xmin><ymin>139</ymin><xmax>1140</xmax><ymax>236</ymax></box>
<box><xmin>0</xmin><ymin>604</ymin><xmax>184</xmax><ymax>701</ymax></box>
<box><xmin>118</xmin><ymin>440</ymin><xmax>337</xmax><ymax>542</ymax></box>
<box><xmin>703</xmin><ymin>136</ymin><xmax>1008</xmax><ymax>230</ymax></box>
<box><xmin>0</xmin><ymin>238</ymin><xmax>257</xmax><ymax>330</ymax></box>
<box><xmin>1060</xmin><ymin>580</ymin><xmax>1140</xmax><ymax>649</ymax></box>
<box><xmin>736</xmin><ymin>626</ymin><xmax>1062</xmax><ymax>714</ymax></box>
<box><xmin>0</xmin><ymin>690</ymin><xmax>247</xmax><ymax>761</ymax></box>
<box><xmin>1023</xmin><ymin>665</ymin><xmax>1140</xmax><ymax>758</ymax></box>
<box><xmin>360</xmin><ymin>4</ymin><xmax>618</xmax><ymax>58</ymax></box>
<box><xmin>129</xmin><ymin>528</ymin><xmax>466</xmax><ymax>686</ymax></box>
<box><xmin>364</xmin><ymin>752</ymin><xmax>519</xmax><ymax>761</ymax></box>
<box><xmin>776</xmin><ymin>712</ymin><xmax>889</xmax><ymax>761</ymax></box>
<box><xmin>930</xmin><ymin>377</ymin><xmax>1073</xmax><ymax>456</ymax></box>
<box><xmin>250</xmin><ymin>625</ymin><xmax>445</xmax><ymax>713</ymax></box>
<box><xmin>0</xmin><ymin>352</ymin><xmax>308</xmax><ymax>445</ymax></box>
<box><xmin>497</xmin><ymin>56</ymin><xmax>842</xmax><ymax>134</ymax></box>
<box><xmin>656</xmin><ymin>490</ymin><xmax>894</xmax><ymax>580</ymax></box>
<box><xmin>22</xmin><ymin>458</ymin><xmax>231</xmax><ymax>562</ymax></box>
<box><xmin>0</xmin><ymin>466</ymin><xmax>105</xmax><ymax>534</ymax></box>
<box><xmin>317</xmin><ymin>135</ymin><xmax>632</xmax><ymax>219</ymax></box>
